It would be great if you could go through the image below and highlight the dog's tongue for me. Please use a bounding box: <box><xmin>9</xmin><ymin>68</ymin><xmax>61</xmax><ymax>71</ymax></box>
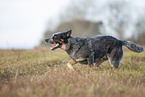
<box><xmin>51</xmin><ymin>43</ymin><xmax>59</xmax><ymax>47</ymax></box>
<box><xmin>51</xmin><ymin>43</ymin><xmax>59</xmax><ymax>50</ymax></box>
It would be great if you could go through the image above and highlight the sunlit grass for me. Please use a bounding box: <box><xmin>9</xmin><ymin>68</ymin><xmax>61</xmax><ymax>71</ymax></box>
<box><xmin>0</xmin><ymin>47</ymin><xmax>145</xmax><ymax>97</ymax></box>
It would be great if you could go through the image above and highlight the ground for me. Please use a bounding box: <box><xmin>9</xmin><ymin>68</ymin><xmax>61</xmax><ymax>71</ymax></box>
<box><xmin>0</xmin><ymin>47</ymin><xmax>145</xmax><ymax>97</ymax></box>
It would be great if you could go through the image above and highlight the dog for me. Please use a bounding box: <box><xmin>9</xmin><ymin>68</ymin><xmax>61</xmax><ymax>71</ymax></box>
<box><xmin>45</xmin><ymin>30</ymin><xmax>145</xmax><ymax>70</ymax></box>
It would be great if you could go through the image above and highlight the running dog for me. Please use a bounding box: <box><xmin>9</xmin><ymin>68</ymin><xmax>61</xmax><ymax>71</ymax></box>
<box><xmin>45</xmin><ymin>30</ymin><xmax>144</xmax><ymax>70</ymax></box>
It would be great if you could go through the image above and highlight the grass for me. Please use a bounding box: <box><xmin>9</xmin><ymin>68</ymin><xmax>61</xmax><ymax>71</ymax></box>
<box><xmin>0</xmin><ymin>47</ymin><xmax>144</xmax><ymax>97</ymax></box>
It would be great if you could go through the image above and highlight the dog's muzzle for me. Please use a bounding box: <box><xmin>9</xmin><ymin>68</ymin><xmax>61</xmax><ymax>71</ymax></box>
<box><xmin>45</xmin><ymin>38</ymin><xmax>60</xmax><ymax>50</ymax></box>
<box><xmin>45</xmin><ymin>38</ymin><xmax>51</xmax><ymax>43</ymax></box>
<box><xmin>45</xmin><ymin>39</ymin><xmax>49</xmax><ymax>42</ymax></box>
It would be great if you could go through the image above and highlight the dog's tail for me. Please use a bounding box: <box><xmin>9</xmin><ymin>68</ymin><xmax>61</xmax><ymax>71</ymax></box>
<box><xmin>122</xmin><ymin>41</ymin><xmax>145</xmax><ymax>53</ymax></box>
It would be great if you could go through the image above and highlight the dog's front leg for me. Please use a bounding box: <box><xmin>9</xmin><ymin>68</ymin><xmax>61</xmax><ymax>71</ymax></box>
<box><xmin>67</xmin><ymin>60</ymin><xmax>76</xmax><ymax>71</ymax></box>
<box><xmin>87</xmin><ymin>52</ymin><xmax>95</xmax><ymax>67</ymax></box>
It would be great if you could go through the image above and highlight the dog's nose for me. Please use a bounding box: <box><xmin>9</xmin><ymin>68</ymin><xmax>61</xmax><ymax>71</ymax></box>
<box><xmin>45</xmin><ymin>38</ymin><xmax>49</xmax><ymax>42</ymax></box>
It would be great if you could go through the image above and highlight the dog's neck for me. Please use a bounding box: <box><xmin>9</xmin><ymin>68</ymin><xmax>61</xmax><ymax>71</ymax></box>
<box><xmin>65</xmin><ymin>36</ymin><xmax>85</xmax><ymax>58</ymax></box>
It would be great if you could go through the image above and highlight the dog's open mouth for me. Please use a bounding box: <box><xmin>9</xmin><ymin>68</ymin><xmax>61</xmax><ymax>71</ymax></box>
<box><xmin>45</xmin><ymin>38</ymin><xmax>62</xmax><ymax>50</ymax></box>
<box><xmin>50</xmin><ymin>43</ymin><xmax>60</xmax><ymax>50</ymax></box>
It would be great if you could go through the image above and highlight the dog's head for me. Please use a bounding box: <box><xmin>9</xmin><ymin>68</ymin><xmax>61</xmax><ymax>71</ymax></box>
<box><xmin>45</xmin><ymin>30</ymin><xmax>72</xmax><ymax>50</ymax></box>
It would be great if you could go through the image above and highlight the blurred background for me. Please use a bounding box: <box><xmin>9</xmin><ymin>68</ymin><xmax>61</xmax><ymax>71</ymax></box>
<box><xmin>0</xmin><ymin>0</ymin><xmax>145</xmax><ymax>49</ymax></box>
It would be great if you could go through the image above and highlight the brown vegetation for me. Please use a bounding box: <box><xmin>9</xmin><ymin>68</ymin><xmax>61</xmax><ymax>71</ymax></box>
<box><xmin>0</xmin><ymin>48</ymin><xmax>145</xmax><ymax>97</ymax></box>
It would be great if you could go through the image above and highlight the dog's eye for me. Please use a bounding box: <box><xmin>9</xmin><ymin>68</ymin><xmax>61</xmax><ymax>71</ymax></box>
<box><xmin>54</xmin><ymin>35</ymin><xmax>57</xmax><ymax>38</ymax></box>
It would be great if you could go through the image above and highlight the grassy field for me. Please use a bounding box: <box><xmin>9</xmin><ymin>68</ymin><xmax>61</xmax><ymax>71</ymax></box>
<box><xmin>0</xmin><ymin>48</ymin><xmax>145</xmax><ymax>97</ymax></box>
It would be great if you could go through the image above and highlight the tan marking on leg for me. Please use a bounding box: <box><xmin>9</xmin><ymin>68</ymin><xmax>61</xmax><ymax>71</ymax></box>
<box><xmin>75</xmin><ymin>58</ymin><xmax>86</xmax><ymax>61</ymax></box>
<box><xmin>95</xmin><ymin>57</ymin><xmax>107</xmax><ymax>67</ymax></box>
<box><xmin>69</xmin><ymin>60</ymin><xmax>76</xmax><ymax>64</ymax></box>
<box><xmin>93</xmin><ymin>60</ymin><xmax>103</xmax><ymax>70</ymax></box>
<box><xmin>67</xmin><ymin>60</ymin><xmax>76</xmax><ymax>71</ymax></box>
<box><xmin>108</xmin><ymin>56</ymin><xmax>120</xmax><ymax>70</ymax></box>
<box><xmin>93</xmin><ymin>56</ymin><xmax>108</xmax><ymax>70</ymax></box>
<box><xmin>107</xmin><ymin>56</ymin><xmax>113</xmax><ymax>67</ymax></box>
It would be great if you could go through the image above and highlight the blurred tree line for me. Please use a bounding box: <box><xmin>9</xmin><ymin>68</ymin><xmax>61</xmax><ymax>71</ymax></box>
<box><xmin>40</xmin><ymin>0</ymin><xmax>145</xmax><ymax>47</ymax></box>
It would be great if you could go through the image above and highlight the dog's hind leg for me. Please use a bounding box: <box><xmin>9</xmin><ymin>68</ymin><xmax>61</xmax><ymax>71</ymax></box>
<box><xmin>93</xmin><ymin>56</ymin><xmax>108</xmax><ymax>69</ymax></box>
<box><xmin>87</xmin><ymin>52</ymin><xmax>95</xmax><ymax>67</ymax></box>
<box><xmin>67</xmin><ymin>60</ymin><xmax>76</xmax><ymax>71</ymax></box>
<box><xmin>108</xmin><ymin>46</ymin><xmax>123</xmax><ymax>69</ymax></box>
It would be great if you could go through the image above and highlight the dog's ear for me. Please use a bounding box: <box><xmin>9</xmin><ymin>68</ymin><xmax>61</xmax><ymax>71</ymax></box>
<box><xmin>66</xmin><ymin>30</ymin><xmax>72</xmax><ymax>37</ymax></box>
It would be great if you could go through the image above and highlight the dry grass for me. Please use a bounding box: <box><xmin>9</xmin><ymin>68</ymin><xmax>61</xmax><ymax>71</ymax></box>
<box><xmin>0</xmin><ymin>48</ymin><xmax>145</xmax><ymax>97</ymax></box>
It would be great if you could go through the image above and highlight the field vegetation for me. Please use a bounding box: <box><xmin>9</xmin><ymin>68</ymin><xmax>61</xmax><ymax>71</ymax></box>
<box><xmin>0</xmin><ymin>48</ymin><xmax>145</xmax><ymax>97</ymax></box>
